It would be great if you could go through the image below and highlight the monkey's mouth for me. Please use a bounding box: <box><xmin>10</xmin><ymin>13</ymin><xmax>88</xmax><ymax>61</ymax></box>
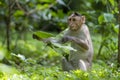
<box><xmin>70</xmin><ymin>26</ymin><xmax>79</xmax><ymax>30</ymax></box>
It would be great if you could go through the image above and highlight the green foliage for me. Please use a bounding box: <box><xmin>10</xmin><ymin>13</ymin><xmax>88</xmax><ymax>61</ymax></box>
<box><xmin>0</xmin><ymin>62</ymin><xmax>120</xmax><ymax>80</ymax></box>
<box><xmin>98</xmin><ymin>13</ymin><xmax>114</xmax><ymax>24</ymax></box>
<box><xmin>0</xmin><ymin>32</ymin><xmax>119</xmax><ymax>80</ymax></box>
<box><xmin>0</xmin><ymin>63</ymin><xmax>19</xmax><ymax>74</ymax></box>
<box><xmin>33</xmin><ymin>31</ymin><xmax>55</xmax><ymax>39</ymax></box>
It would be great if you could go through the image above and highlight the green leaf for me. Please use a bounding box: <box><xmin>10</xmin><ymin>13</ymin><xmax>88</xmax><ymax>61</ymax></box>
<box><xmin>13</xmin><ymin>10</ymin><xmax>24</xmax><ymax>17</ymax></box>
<box><xmin>51</xmin><ymin>43</ymin><xmax>77</xmax><ymax>51</ymax></box>
<box><xmin>98</xmin><ymin>15</ymin><xmax>104</xmax><ymax>24</ymax></box>
<box><xmin>33</xmin><ymin>31</ymin><xmax>54</xmax><ymax>40</ymax></box>
<box><xmin>114</xmin><ymin>25</ymin><xmax>119</xmax><ymax>34</ymax></box>
<box><xmin>109</xmin><ymin>0</ymin><xmax>115</xmax><ymax>6</ymax></box>
<box><xmin>103</xmin><ymin>13</ymin><xmax>114</xmax><ymax>22</ymax></box>
<box><xmin>57</xmin><ymin>0</ymin><xmax>66</xmax><ymax>6</ymax></box>
<box><xmin>36</xmin><ymin>4</ymin><xmax>49</xmax><ymax>10</ymax></box>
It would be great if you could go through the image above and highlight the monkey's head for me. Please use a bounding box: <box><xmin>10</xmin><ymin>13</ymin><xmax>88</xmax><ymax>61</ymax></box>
<box><xmin>68</xmin><ymin>12</ymin><xmax>85</xmax><ymax>31</ymax></box>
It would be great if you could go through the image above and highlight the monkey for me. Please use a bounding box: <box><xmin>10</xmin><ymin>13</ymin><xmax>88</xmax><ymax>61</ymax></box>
<box><xmin>38</xmin><ymin>12</ymin><xmax>93</xmax><ymax>71</ymax></box>
<box><xmin>60</xmin><ymin>12</ymin><xmax>93</xmax><ymax>71</ymax></box>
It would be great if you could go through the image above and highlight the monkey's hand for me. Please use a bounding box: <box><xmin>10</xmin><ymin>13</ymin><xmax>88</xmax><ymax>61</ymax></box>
<box><xmin>43</xmin><ymin>38</ymin><xmax>51</xmax><ymax>44</ymax></box>
<box><xmin>43</xmin><ymin>38</ymin><xmax>58</xmax><ymax>45</ymax></box>
<box><xmin>61</xmin><ymin>36</ymin><xmax>74</xmax><ymax>43</ymax></box>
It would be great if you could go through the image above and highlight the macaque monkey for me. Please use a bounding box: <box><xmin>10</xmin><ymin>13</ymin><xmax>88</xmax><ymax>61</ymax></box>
<box><xmin>60</xmin><ymin>12</ymin><xmax>93</xmax><ymax>71</ymax></box>
<box><xmin>40</xmin><ymin>12</ymin><xmax>93</xmax><ymax>71</ymax></box>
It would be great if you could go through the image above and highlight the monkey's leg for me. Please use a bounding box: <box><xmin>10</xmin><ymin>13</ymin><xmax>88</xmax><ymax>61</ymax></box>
<box><xmin>62</xmin><ymin>57</ymin><xmax>73</xmax><ymax>71</ymax></box>
<box><xmin>79</xmin><ymin>59</ymin><xmax>87</xmax><ymax>71</ymax></box>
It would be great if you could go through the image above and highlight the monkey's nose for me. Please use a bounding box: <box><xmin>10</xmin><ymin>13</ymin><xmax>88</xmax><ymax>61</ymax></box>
<box><xmin>70</xmin><ymin>25</ymin><xmax>75</xmax><ymax>27</ymax></box>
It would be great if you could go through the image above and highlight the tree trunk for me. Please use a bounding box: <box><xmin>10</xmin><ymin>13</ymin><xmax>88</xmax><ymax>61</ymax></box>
<box><xmin>118</xmin><ymin>0</ymin><xmax>120</xmax><ymax>67</ymax></box>
<box><xmin>6</xmin><ymin>0</ymin><xmax>11</xmax><ymax>51</ymax></box>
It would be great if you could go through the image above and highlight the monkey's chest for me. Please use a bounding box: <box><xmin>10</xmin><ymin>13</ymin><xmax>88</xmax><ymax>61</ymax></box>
<box><xmin>68</xmin><ymin>29</ymin><xmax>85</xmax><ymax>38</ymax></box>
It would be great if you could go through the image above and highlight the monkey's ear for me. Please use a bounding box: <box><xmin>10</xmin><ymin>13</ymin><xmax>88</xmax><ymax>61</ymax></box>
<box><xmin>81</xmin><ymin>16</ymin><xmax>86</xmax><ymax>24</ymax></box>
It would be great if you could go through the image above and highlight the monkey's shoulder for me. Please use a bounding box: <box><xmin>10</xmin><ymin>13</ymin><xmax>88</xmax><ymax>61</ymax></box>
<box><xmin>81</xmin><ymin>24</ymin><xmax>89</xmax><ymax>33</ymax></box>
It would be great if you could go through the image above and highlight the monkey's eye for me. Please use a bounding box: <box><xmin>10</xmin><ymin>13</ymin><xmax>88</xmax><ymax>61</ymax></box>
<box><xmin>68</xmin><ymin>18</ymin><xmax>71</xmax><ymax>21</ymax></box>
<box><xmin>72</xmin><ymin>18</ymin><xmax>76</xmax><ymax>21</ymax></box>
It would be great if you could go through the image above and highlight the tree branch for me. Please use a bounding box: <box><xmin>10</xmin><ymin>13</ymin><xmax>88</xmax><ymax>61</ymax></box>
<box><xmin>118</xmin><ymin>0</ymin><xmax>120</xmax><ymax>67</ymax></box>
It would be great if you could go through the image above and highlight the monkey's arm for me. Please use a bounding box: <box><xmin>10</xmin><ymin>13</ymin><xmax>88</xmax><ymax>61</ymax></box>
<box><xmin>73</xmin><ymin>38</ymin><xmax>89</xmax><ymax>50</ymax></box>
<box><xmin>61</xmin><ymin>36</ymin><xmax>89</xmax><ymax>50</ymax></box>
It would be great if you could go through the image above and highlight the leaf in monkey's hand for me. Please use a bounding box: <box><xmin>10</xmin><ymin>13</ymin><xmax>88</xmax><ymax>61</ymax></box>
<box><xmin>33</xmin><ymin>31</ymin><xmax>55</xmax><ymax>40</ymax></box>
<box><xmin>33</xmin><ymin>31</ymin><xmax>76</xmax><ymax>52</ymax></box>
<box><xmin>51</xmin><ymin>43</ymin><xmax>77</xmax><ymax>51</ymax></box>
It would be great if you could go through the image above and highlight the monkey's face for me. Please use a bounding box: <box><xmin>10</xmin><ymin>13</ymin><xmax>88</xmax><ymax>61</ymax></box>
<box><xmin>68</xmin><ymin>15</ymin><xmax>85</xmax><ymax>31</ymax></box>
